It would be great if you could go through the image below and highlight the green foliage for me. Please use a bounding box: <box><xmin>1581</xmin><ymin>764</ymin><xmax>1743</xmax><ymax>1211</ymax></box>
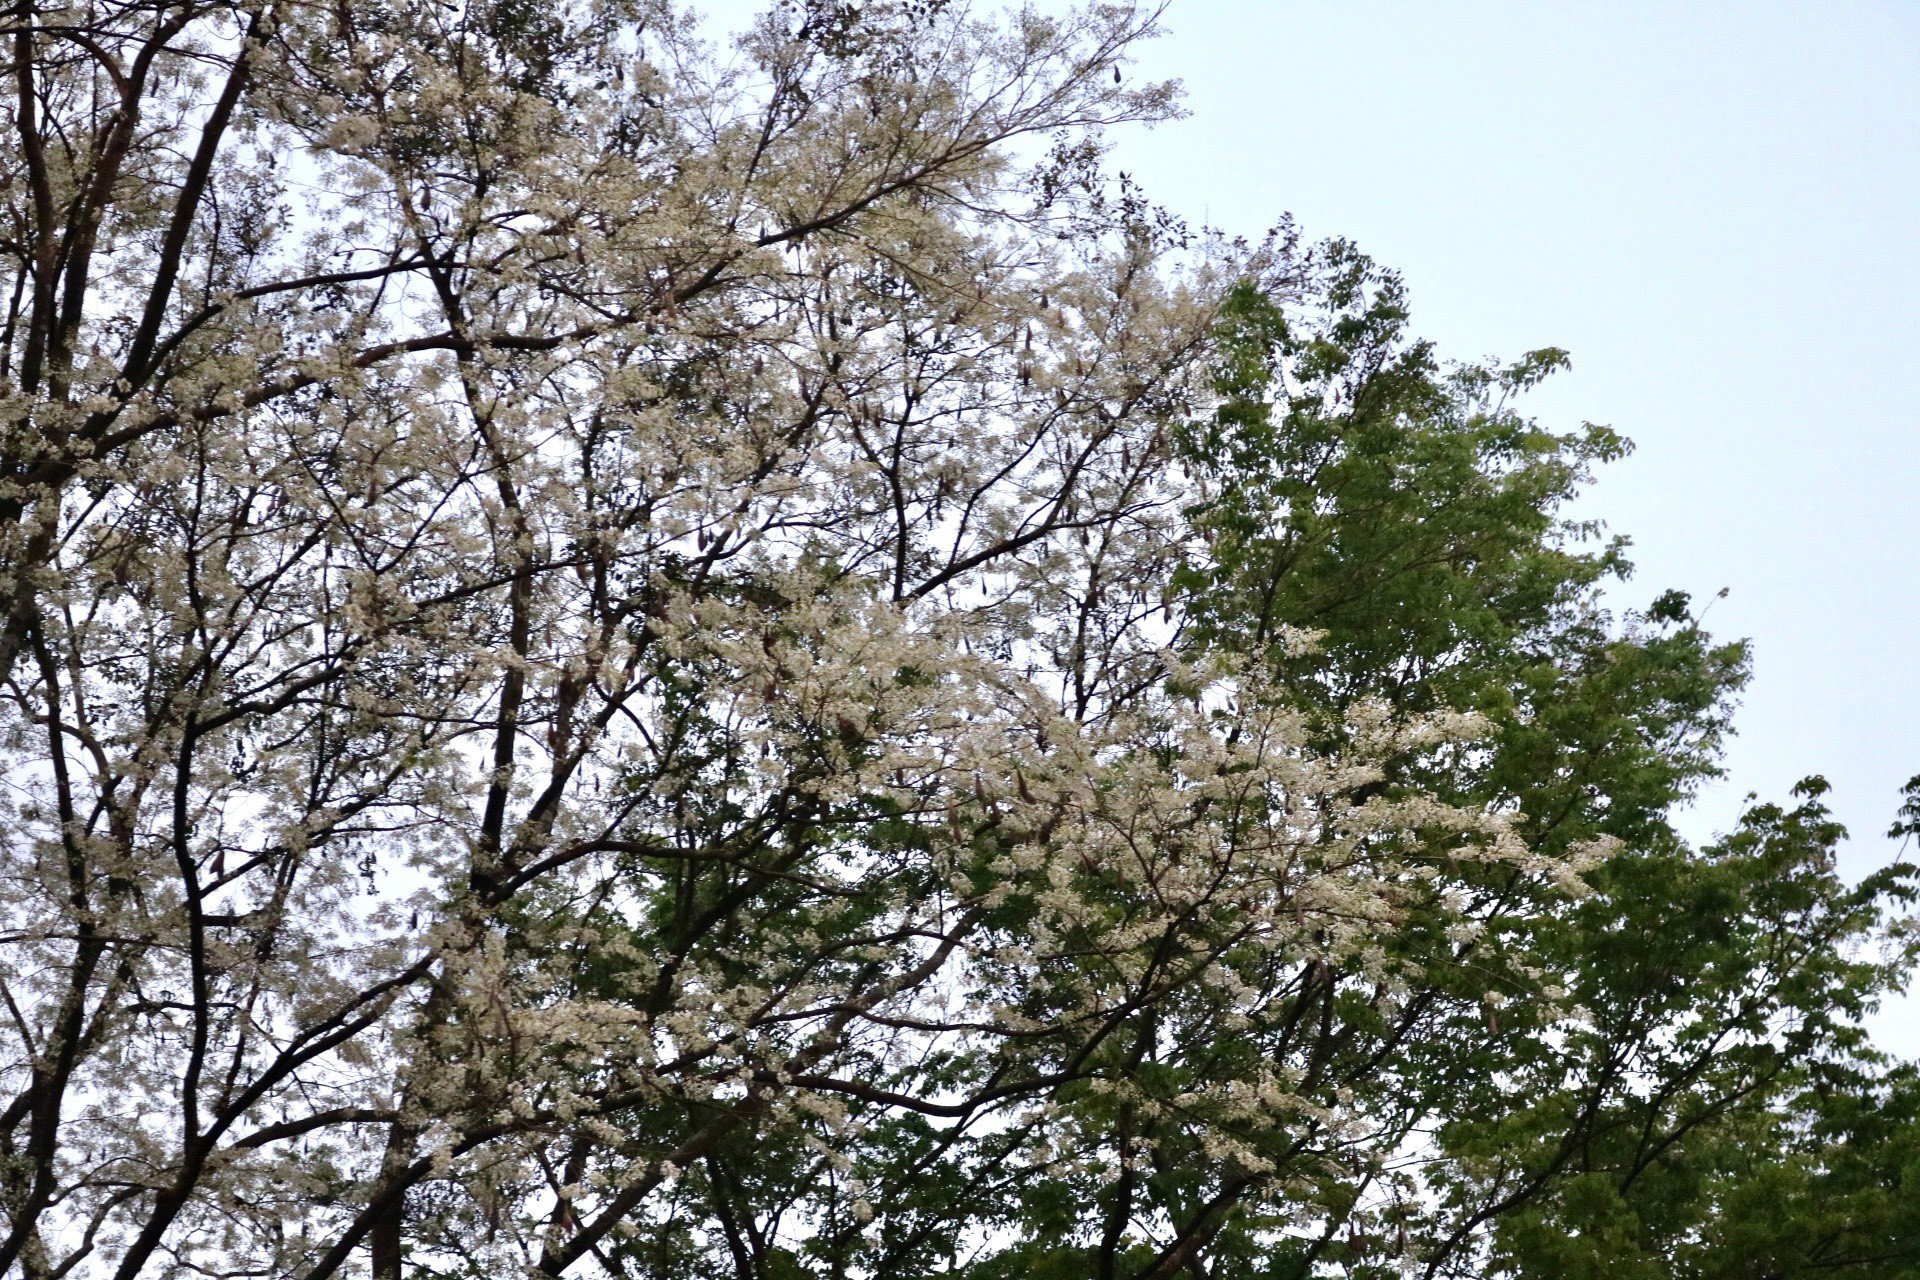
<box><xmin>1449</xmin><ymin>786</ymin><xmax>1920</xmax><ymax>1278</ymax></box>
<box><xmin>1179</xmin><ymin>254</ymin><xmax>1745</xmax><ymax>852</ymax></box>
<box><xmin>1104</xmin><ymin>244</ymin><xmax>1920</xmax><ymax>1277</ymax></box>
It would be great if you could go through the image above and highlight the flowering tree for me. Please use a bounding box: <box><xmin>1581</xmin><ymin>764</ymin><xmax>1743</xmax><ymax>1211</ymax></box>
<box><xmin>2</xmin><ymin>1</ymin><xmax>1913</xmax><ymax>1278</ymax></box>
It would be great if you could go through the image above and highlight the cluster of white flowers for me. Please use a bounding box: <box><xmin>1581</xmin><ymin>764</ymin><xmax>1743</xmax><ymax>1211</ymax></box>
<box><xmin>0</xmin><ymin>1</ymin><xmax>1602</xmax><ymax>1275</ymax></box>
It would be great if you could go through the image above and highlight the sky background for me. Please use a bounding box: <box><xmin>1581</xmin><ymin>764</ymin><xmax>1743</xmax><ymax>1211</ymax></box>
<box><xmin>708</xmin><ymin>0</ymin><xmax>1920</xmax><ymax>1046</ymax></box>
<box><xmin>1098</xmin><ymin>0</ymin><xmax>1920</xmax><ymax>1046</ymax></box>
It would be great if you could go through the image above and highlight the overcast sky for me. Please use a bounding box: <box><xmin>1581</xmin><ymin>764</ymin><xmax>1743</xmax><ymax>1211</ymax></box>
<box><xmin>1107</xmin><ymin>0</ymin><xmax>1920</xmax><ymax>1047</ymax></box>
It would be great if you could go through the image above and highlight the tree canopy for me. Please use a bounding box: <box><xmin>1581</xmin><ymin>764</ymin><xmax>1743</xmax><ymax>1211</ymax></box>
<box><xmin>0</xmin><ymin>1</ymin><xmax>1913</xmax><ymax>1277</ymax></box>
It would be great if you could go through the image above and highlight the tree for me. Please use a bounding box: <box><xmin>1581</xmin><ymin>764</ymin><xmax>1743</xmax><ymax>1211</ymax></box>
<box><xmin>0</xmin><ymin>2</ymin><xmax>1912</xmax><ymax>1278</ymax></box>
<box><xmin>1079</xmin><ymin>244</ymin><xmax>1920</xmax><ymax>1279</ymax></box>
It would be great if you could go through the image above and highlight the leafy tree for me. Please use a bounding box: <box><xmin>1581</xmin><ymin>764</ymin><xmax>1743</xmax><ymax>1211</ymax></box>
<box><xmin>0</xmin><ymin>2</ymin><xmax>1911</xmax><ymax>1278</ymax></box>
<box><xmin>1092</xmin><ymin>245</ymin><xmax>1920</xmax><ymax>1278</ymax></box>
